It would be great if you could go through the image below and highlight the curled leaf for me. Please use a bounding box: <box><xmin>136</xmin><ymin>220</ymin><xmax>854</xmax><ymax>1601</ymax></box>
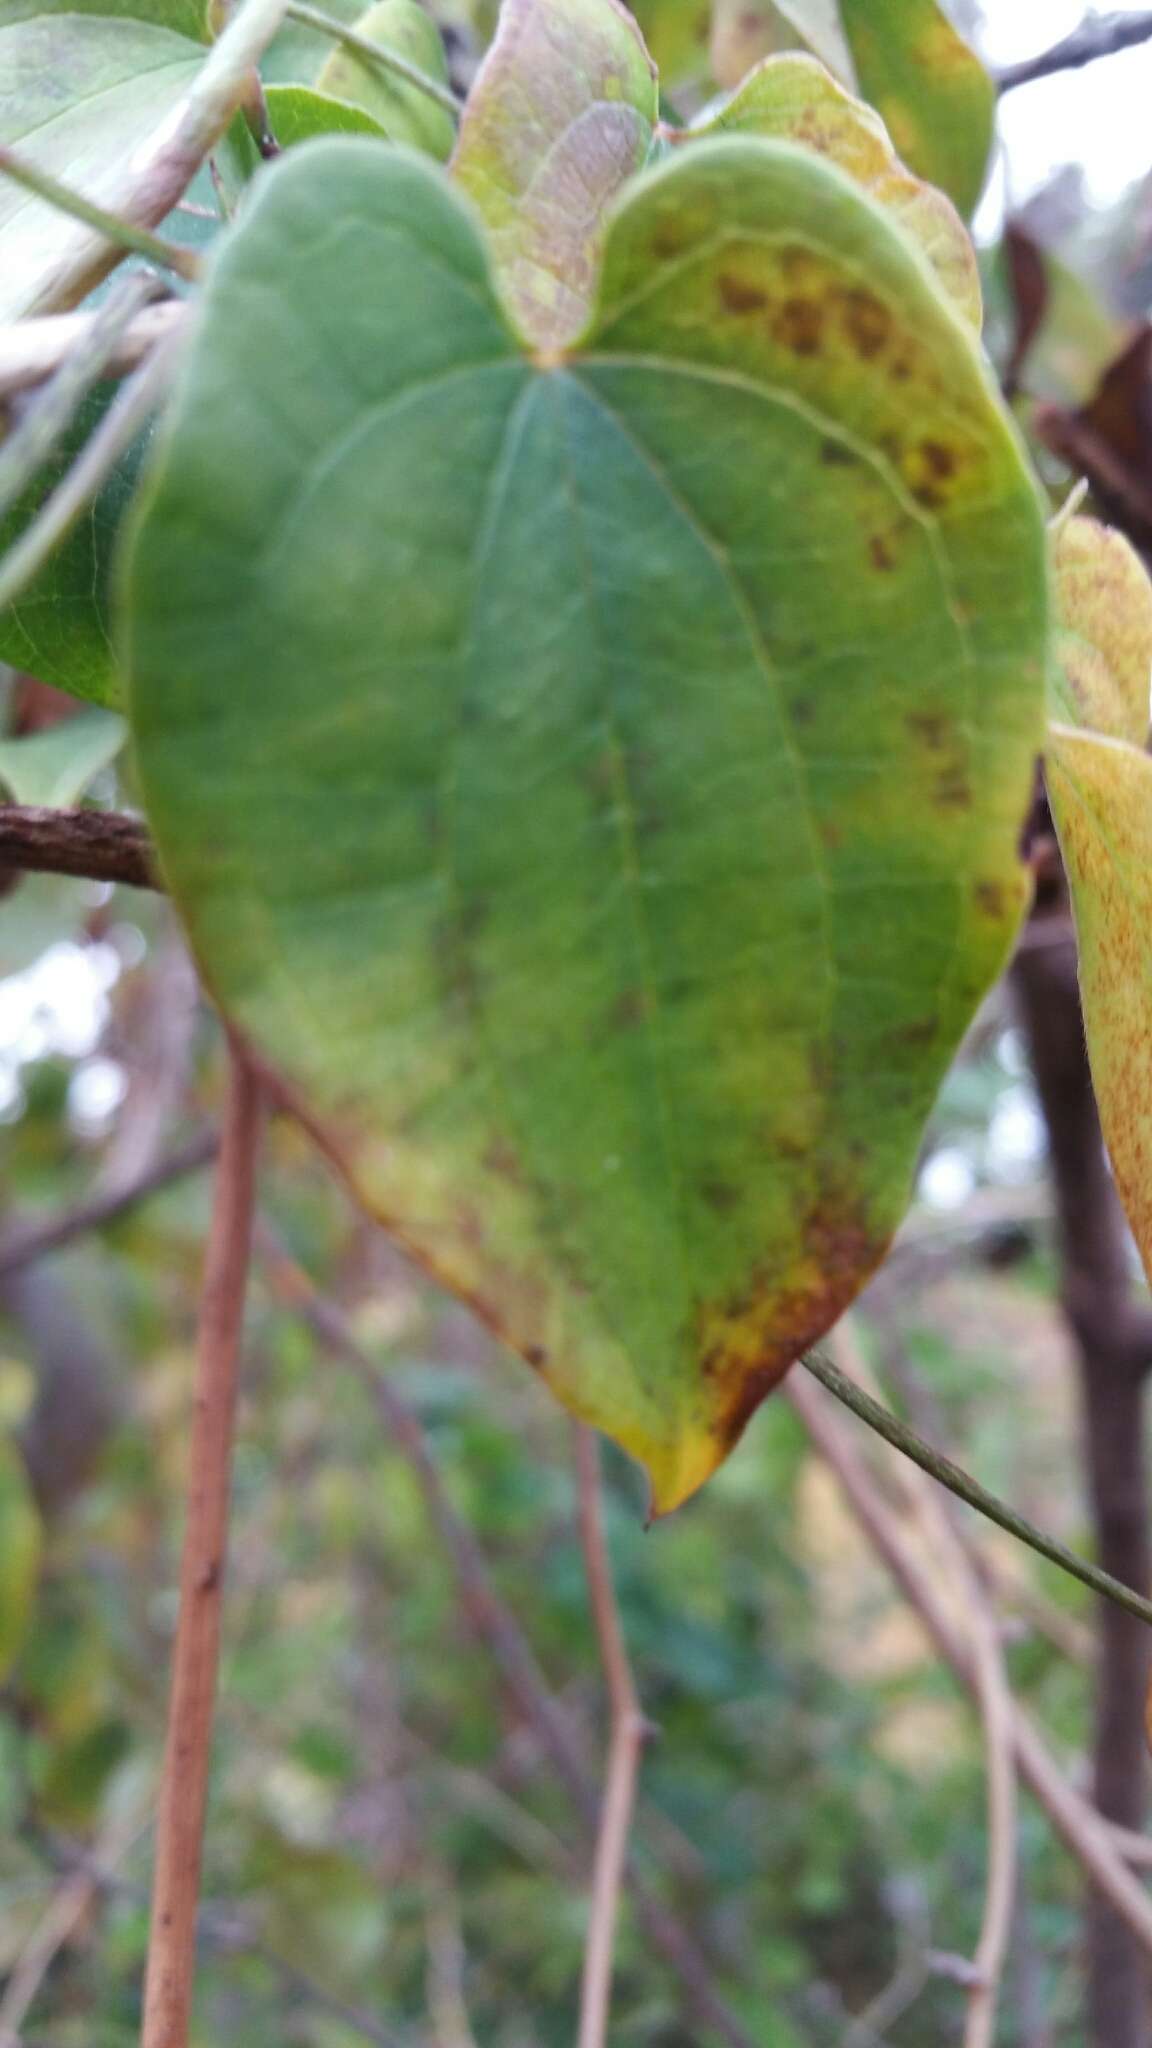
<box><xmin>451</xmin><ymin>0</ymin><xmax>657</xmax><ymax>348</ymax></box>
<box><xmin>1048</xmin><ymin>727</ymin><xmax>1152</xmax><ymax>1281</ymax></box>
<box><xmin>687</xmin><ymin>53</ymin><xmax>979</xmax><ymax>326</ymax></box>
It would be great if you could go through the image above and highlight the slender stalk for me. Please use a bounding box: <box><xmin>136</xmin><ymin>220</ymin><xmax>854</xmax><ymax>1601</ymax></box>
<box><xmin>785</xmin><ymin>1370</ymin><xmax>1152</xmax><ymax>1961</ymax></box>
<box><xmin>800</xmin><ymin>1348</ymin><xmax>1152</xmax><ymax>1632</ymax></box>
<box><xmin>828</xmin><ymin>1327</ymin><xmax>1015</xmax><ymax>2048</ymax></box>
<box><xmin>573</xmin><ymin>1426</ymin><xmax>647</xmax><ymax>2048</ymax></box>
<box><xmin>284</xmin><ymin>0</ymin><xmax>461</xmax><ymax>116</ymax></box>
<box><xmin>0</xmin><ymin>303</ymin><xmax>186</xmax><ymax>400</ymax></box>
<box><xmin>141</xmin><ymin>1046</ymin><xmax>261</xmax><ymax>2048</ymax></box>
<box><xmin>998</xmin><ymin>11</ymin><xmax>1152</xmax><ymax>93</ymax></box>
<box><xmin>257</xmin><ymin>1226</ymin><xmax>755</xmax><ymax>2048</ymax></box>
<box><xmin>0</xmin><ymin>274</ymin><xmax>168</xmax><ymax>526</ymax></box>
<box><xmin>0</xmin><ymin>1130</ymin><xmax>216</xmax><ymax>1281</ymax></box>
<box><xmin>0</xmin><ymin>149</ymin><xmax>200</xmax><ymax>283</ymax></box>
<box><xmin>0</xmin><ymin>337</ymin><xmax>177</xmax><ymax>614</ymax></box>
<box><xmin>28</xmin><ymin>0</ymin><xmax>291</xmax><ymax>315</ymax></box>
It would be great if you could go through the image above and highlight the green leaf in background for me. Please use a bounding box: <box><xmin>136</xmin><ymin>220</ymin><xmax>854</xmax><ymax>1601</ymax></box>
<box><xmin>0</xmin><ymin>13</ymin><xmax>204</xmax><ymax>318</ymax></box>
<box><xmin>1045</xmin><ymin>513</ymin><xmax>1152</xmax><ymax>1288</ymax></box>
<box><xmin>0</xmin><ymin>1436</ymin><xmax>41</xmax><ymax>1685</ymax></box>
<box><xmin>629</xmin><ymin>0</ymin><xmax>708</xmax><ymax>86</ymax></box>
<box><xmin>265</xmin><ymin>81</ymin><xmax>390</xmax><ymax>147</ymax></box>
<box><xmin>124</xmin><ymin>138</ymin><xmax>1047</xmax><ymax>1511</ymax></box>
<box><xmin>451</xmin><ymin>0</ymin><xmax>657</xmax><ymax>348</ymax></box>
<box><xmin>837</xmin><ymin>0</ymin><xmax>993</xmax><ymax>218</ymax></box>
<box><xmin>1048</xmin><ymin>514</ymin><xmax>1152</xmax><ymax>743</ymax></box>
<box><xmin>0</xmin><ymin>0</ymin><xmax>206</xmax><ymax>36</ymax></box>
<box><xmin>0</xmin><ymin>709</ymin><xmax>126</xmax><ymax>808</ymax></box>
<box><xmin>314</xmin><ymin>0</ymin><xmax>456</xmax><ymax>157</ymax></box>
<box><xmin>704</xmin><ymin>0</ymin><xmax>992</xmax><ymax>216</ymax></box>
<box><xmin>0</xmin><ymin>389</ymin><xmax>150</xmax><ymax>709</ymax></box>
<box><xmin>686</xmin><ymin>53</ymin><xmax>980</xmax><ymax>327</ymax></box>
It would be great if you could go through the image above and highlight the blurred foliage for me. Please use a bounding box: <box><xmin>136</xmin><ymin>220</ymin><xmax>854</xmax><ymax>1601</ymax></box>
<box><xmin>0</xmin><ymin>870</ymin><xmax>1110</xmax><ymax>2044</ymax></box>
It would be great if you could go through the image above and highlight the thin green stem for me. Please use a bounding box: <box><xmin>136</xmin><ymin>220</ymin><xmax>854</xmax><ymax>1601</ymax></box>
<box><xmin>800</xmin><ymin>1346</ymin><xmax>1152</xmax><ymax>1631</ymax></box>
<box><xmin>0</xmin><ymin>273</ymin><xmax>166</xmax><ymax>527</ymax></box>
<box><xmin>0</xmin><ymin>148</ymin><xmax>201</xmax><ymax>283</ymax></box>
<box><xmin>0</xmin><ymin>339</ymin><xmax>178</xmax><ymax>614</ymax></box>
<box><xmin>284</xmin><ymin>0</ymin><xmax>461</xmax><ymax>117</ymax></box>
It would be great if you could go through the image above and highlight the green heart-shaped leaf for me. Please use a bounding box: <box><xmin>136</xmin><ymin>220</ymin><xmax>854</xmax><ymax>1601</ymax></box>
<box><xmin>124</xmin><ymin>138</ymin><xmax>1047</xmax><ymax>1509</ymax></box>
<box><xmin>451</xmin><ymin>0</ymin><xmax>658</xmax><ymax>348</ymax></box>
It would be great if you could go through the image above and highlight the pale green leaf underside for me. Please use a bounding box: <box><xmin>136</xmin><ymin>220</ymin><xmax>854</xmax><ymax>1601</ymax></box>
<box><xmin>0</xmin><ymin>15</ymin><xmax>203</xmax><ymax>319</ymax></box>
<box><xmin>0</xmin><ymin>709</ymin><xmax>126</xmax><ymax>808</ymax></box>
<box><xmin>124</xmin><ymin>139</ymin><xmax>1047</xmax><ymax>1509</ymax></box>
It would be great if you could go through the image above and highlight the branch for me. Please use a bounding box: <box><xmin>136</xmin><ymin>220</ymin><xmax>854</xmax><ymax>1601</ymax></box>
<box><xmin>800</xmin><ymin>1348</ymin><xmax>1152</xmax><ymax>1631</ymax></box>
<box><xmin>0</xmin><ymin>337</ymin><xmax>180</xmax><ymax>613</ymax></box>
<box><xmin>998</xmin><ymin>12</ymin><xmax>1152</xmax><ymax>92</ymax></box>
<box><xmin>27</xmin><ymin>0</ymin><xmax>292</xmax><ymax>315</ymax></box>
<box><xmin>0</xmin><ymin>1129</ymin><xmax>216</xmax><ymax>1281</ymax></box>
<box><xmin>256</xmin><ymin>1224</ymin><xmax>757</xmax><ymax>2048</ymax></box>
<box><xmin>573</xmin><ymin>1425</ymin><xmax>649</xmax><ymax>2048</ymax></box>
<box><xmin>284</xmin><ymin>1</ymin><xmax>461</xmax><ymax>116</ymax></box>
<box><xmin>141</xmin><ymin>1046</ymin><xmax>262</xmax><ymax>2048</ymax></box>
<box><xmin>0</xmin><ymin>274</ymin><xmax>168</xmax><ymax>527</ymax></box>
<box><xmin>0</xmin><ymin>148</ymin><xmax>200</xmax><ymax>283</ymax></box>
<box><xmin>0</xmin><ymin>804</ymin><xmax>158</xmax><ymax>891</ymax></box>
<box><xmin>0</xmin><ymin>303</ymin><xmax>186</xmax><ymax>400</ymax></box>
<box><xmin>784</xmin><ymin>1369</ymin><xmax>1152</xmax><ymax>1962</ymax></box>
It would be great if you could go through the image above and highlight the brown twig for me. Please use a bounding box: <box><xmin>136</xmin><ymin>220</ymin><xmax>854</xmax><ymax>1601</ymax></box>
<box><xmin>0</xmin><ymin>803</ymin><xmax>157</xmax><ymax>890</ymax></box>
<box><xmin>998</xmin><ymin>12</ymin><xmax>1152</xmax><ymax>93</ymax></box>
<box><xmin>827</xmin><ymin>1328</ymin><xmax>1016</xmax><ymax>2048</ymax></box>
<box><xmin>0</xmin><ymin>303</ymin><xmax>186</xmax><ymax>399</ymax></box>
<box><xmin>785</xmin><ymin>1371</ymin><xmax>1152</xmax><ymax>1962</ymax></box>
<box><xmin>256</xmin><ymin>1224</ymin><xmax>756</xmax><ymax>2048</ymax></box>
<box><xmin>0</xmin><ymin>1128</ymin><xmax>216</xmax><ymax>1280</ymax></box>
<box><xmin>141</xmin><ymin>1046</ymin><xmax>262</xmax><ymax>2048</ymax></box>
<box><xmin>573</xmin><ymin>1426</ymin><xmax>648</xmax><ymax>2048</ymax></box>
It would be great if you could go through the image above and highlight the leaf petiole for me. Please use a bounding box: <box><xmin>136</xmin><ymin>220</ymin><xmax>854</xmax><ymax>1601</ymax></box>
<box><xmin>801</xmin><ymin>1346</ymin><xmax>1152</xmax><ymax>1631</ymax></box>
<box><xmin>283</xmin><ymin>0</ymin><xmax>461</xmax><ymax>118</ymax></box>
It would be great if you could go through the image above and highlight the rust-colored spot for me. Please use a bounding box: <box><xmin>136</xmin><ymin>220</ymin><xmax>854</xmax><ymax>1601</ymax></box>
<box><xmin>905</xmin><ymin>709</ymin><xmax>951</xmax><ymax>750</ymax></box>
<box><xmin>483</xmin><ymin>1136</ymin><xmax>523</xmax><ymax>1181</ymax></box>
<box><xmin>869</xmin><ymin>534</ymin><xmax>895</xmax><ymax>572</ymax></box>
<box><xmin>821</xmin><ymin>439</ymin><xmax>859</xmax><ymax>466</ymax></box>
<box><xmin>820</xmin><ymin>820</ymin><xmax>843</xmax><ymax>852</ymax></box>
<box><xmin>700</xmin><ymin>1179</ymin><xmax>738</xmax><ymax>1213</ymax></box>
<box><xmin>523</xmin><ymin>1343</ymin><xmax>547</xmax><ymax>1368</ymax></box>
<box><xmin>774</xmin><ymin>296</ymin><xmax>824</xmax><ymax>356</ymax></box>
<box><xmin>610</xmin><ymin>988</ymin><xmax>649</xmax><ymax>1030</ymax></box>
<box><xmin>840</xmin><ymin>288</ymin><xmax>892</xmax><ymax>360</ymax></box>
<box><xmin>652</xmin><ymin>220</ymin><xmax>689</xmax><ymax>260</ymax></box>
<box><xmin>934</xmin><ymin>764</ymin><xmax>972</xmax><ymax>809</ymax></box>
<box><xmin>695</xmin><ymin>1184</ymin><xmax>886</xmax><ymax>1457</ymax></box>
<box><xmin>974</xmin><ymin>878</ymin><xmax>1006</xmax><ymax>917</ymax></box>
<box><xmin>717</xmin><ymin>272</ymin><xmax>768</xmax><ymax>315</ymax></box>
<box><xmin>921</xmin><ymin>439</ymin><xmax>957</xmax><ymax>480</ymax></box>
<box><xmin>896</xmin><ymin>1015</ymin><xmax>938</xmax><ymax>1049</ymax></box>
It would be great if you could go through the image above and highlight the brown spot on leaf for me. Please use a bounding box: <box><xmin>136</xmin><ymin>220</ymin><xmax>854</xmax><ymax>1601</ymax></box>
<box><xmin>611</xmin><ymin>988</ymin><xmax>650</xmax><ymax>1030</ymax></box>
<box><xmin>717</xmin><ymin>272</ymin><xmax>768</xmax><ymax>315</ymax></box>
<box><xmin>869</xmin><ymin>534</ymin><xmax>895</xmax><ymax>572</ymax></box>
<box><xmin>701</xmin><ymin>1179</ymin><xmax>738</xmax><ymax>1212</ymax></box>
<box><xmin>695</xmin><ymin>1185</ymin><xmax>887</xmax><ymax>1456</ymax></box>
<box><xmin>840</xmin><ymin>288</ymin><xmax>892</xmax><ymax>360</ymax></box>
<box><xmin>523</xmin><ymin>1343</ymin><xmax>547</xmax><ymax>1368</ymax></box>
<box><xmin>934</xmin><ymin>764</ymin><xmax>972</xmax><ymax>809</ymax></box>
<box><xmin>974</xmin><ymin>878</ymin><xmax>1006</xmax><ymax>917</ymax></box>
<box><xmin>821</xmin><ymin>440</ymin><xmax>859</xmax><ymax>466</ymax></box>
<box><xmin>773</xmin><ymin>296</ymin><xmax>824</xmax><ymax>355</ymax></box>
<box><xmin>905</xmin><ymin>709</ymin><xmax>951</xmax><ymax>750</ymax></box>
